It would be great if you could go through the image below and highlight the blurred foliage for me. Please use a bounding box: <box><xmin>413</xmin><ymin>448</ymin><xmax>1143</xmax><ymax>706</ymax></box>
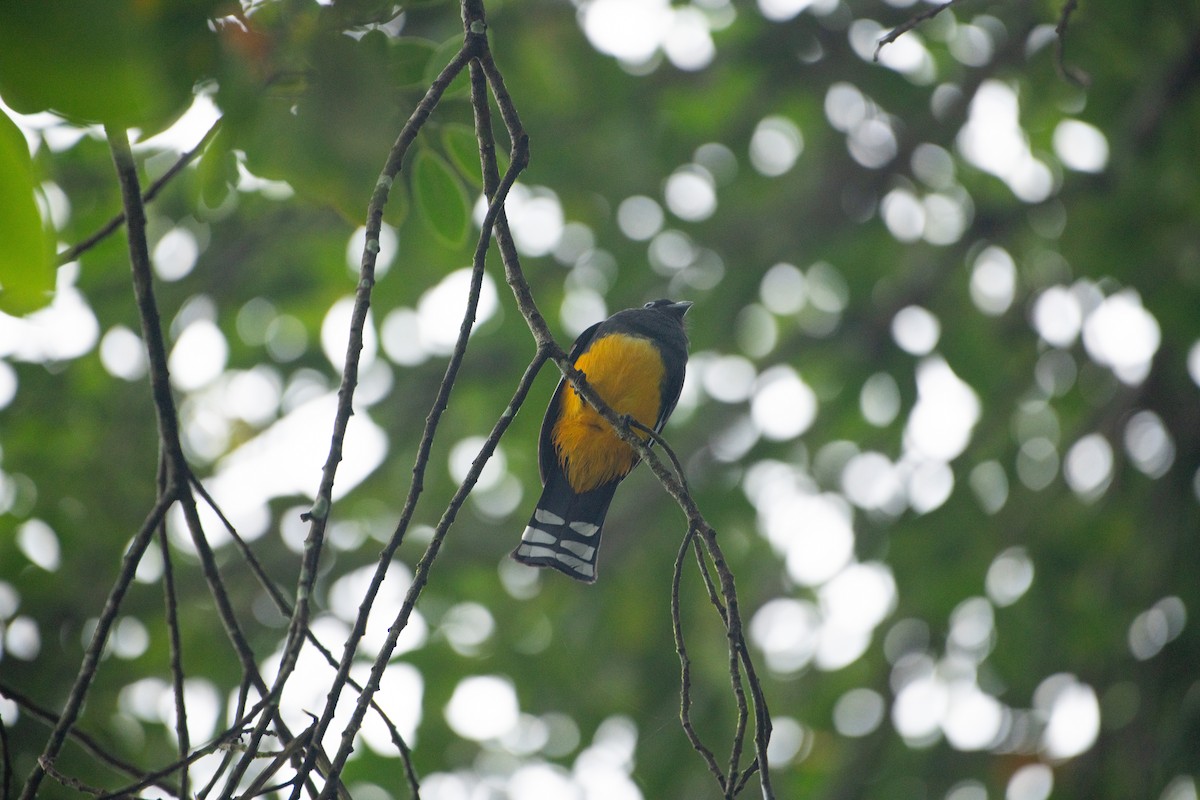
<box><xmin>1</xmin><ymin>0</ymin><xmax>1199</xmax><ymax>798</ymax></box>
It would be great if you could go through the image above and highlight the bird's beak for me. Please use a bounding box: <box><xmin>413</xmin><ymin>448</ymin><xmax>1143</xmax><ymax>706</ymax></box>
<box><xmin>666</xmin><ymin>300</ymin><xmax>694</xmax><ymax>316</ymax></box>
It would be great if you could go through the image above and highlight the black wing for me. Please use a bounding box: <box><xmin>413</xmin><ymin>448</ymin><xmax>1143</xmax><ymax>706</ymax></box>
<box><xmin>537</xmin><ymin>319</ymin><xmax>605</xmax><ymax>484</ymax></box>
<box><xmin>653</xmin><ymin>349</ymin><xmax>687</xmax><ymax>433</ymax></box>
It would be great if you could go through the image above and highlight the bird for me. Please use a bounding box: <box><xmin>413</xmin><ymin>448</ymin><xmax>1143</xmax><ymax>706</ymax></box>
<box><xmin>512</xmin><ymin>298</ymin><xmax>692</xmax><ymax>582</ymax></box>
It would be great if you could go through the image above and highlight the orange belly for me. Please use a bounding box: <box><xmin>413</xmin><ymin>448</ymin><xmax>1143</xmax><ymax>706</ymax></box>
<box><xmin>553</xmin><ymin>334</ymin><xmax>665</xmax><ymax>493</ymax></box>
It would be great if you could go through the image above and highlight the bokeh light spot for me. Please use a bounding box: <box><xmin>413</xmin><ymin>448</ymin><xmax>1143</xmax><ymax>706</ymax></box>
<box><xmin>860</xmin><ymin>372</ymin><xmax>901</xmax><ymax>427</ymax></box>
<box><xmin>100</xmin><ymin>326</ymin><xmax>149</xmax><ymax>381</ymax></box>
<box><xmin>750</xmin><ymin>116</ymin><xmax>803</xmax><ymax>177</ymax></box>
<box><xmin>751</xmin><ymin>365</ymin><xmax>818</xmax><ymax>440</ymax></box>
<box><xmin>881</xmin><ymin>188</ymin><xmax>924</xmax><ymax>241</ymax></box>
<box><xmin>616</xmin><ymin>195</ymin><xmax>665</xmax><ymax>241</ymax></box>
<box><xmin>970</xmin><ymin>245</ymin><xmax>1017</xmax><ymax>316</ymax></box>
<box><xmin>986</xmin><ymin>547</ymin><xmax>1034</xmax><ymax>607</ymax></box>
<box><xmin>942</xmin><ymin>683</ymin><xmax>1005</xmax><ymax>751</ymax></box>
<box><xmin>1053</xmin><ymin>119</ymin><xmax>1109</xmax><ymax>173</ymax></box>
<box><xmin>1063</xmin><ymin>433</ymin><xmax>1113</xmax><ymax>501</ymax></box>
<box><xmin>1032</xmin><ymin>285</ymin><xmax>1083</xmax><ymax>347</ymax></box>
<box><xmin>904</xmin><ymin>357</ymin><xmax>980</xmax><ymax>461</ymax></box>
<box><xmin>1016</xmin><ymin>436</ymin><xmax>1059</xmax><ymax>491</ymax></box>
<box><xmin>750</xmin><ymin>598</ymin><xmax>820</xmax><ymax>673</ymax></box>
<box><xmin>346</xmin><ymin>223</ymin><xmax>398</xmax><ymax>278</ymax></box>
<box><xmin>664</xmin><ymin>165</ymin><xmax>717</xmax><ymax>221</ymax></box>
<box><xmin>833</xmin><ymin>688</ymin><xmax>885</xmax><ymax>737</ymax></box>
<box><xmin>321</xmin><ymin>297</ymin><xmax>377</xmax><ymax>373</ymax></box>
<box><xmin>445</xmin><ymin>675</ymin><xmax>519</xmax><ymax>741</ymax></box>
<box><xmin>152</xmin><ymin>227</ymin><xmax>199</xmax><ymax>282</ymax></box>
<box><xmin>759</xmin><ymin>263</ymin><xmax>806</xmax><ymax>315</ymax></box>
<box><xmin>449</xmin><ymin>436</ymin><xmax>506</xmax><ymax>491</ymax></box>
<box><xmin>17</xmin><ymin>518</ymin><xmax>60</xmax><ymax>571</ymax></box>
<box><xmin>1124</xmin><ymin>410</ymin><xmax>1175</xmax><ymax>478</ymax></box>
<box><xmin>169</xmin><ymin>319</ymin><xmax>228</xmax><ymax>391</ymax></box>
<box><xmin>1006</xmin><ymin>763</ymin><xmax>1053</xmax><ymax>800</ymax></box>
<box><xmin>1038</xmin><ymin>675</ymin><xmax>1099</xmax><ymax>759</ymax></box>
<box><xmin>417</xmin><ymin>269</ymin><xmax>500</xmax><ymax>356</ymax></box>
<box><xmin>1082</xmin><ymin>290</ymin><xmax>1161</xmax><ymax>385</ymax></box>
<box><xmin>702</xmin><ymin>354</ymin><xmax>757</xmax><ymax>403</ymax></box>
<box><xmin>892</xmin><ymin>305</ymin><xmax>941</xmax><ymax>355</ymax></box>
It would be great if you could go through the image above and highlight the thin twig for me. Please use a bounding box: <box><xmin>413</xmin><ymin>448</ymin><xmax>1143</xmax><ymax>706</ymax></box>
<box><xmin>672</xmin><ymin>525</ymin><xmax>726</xmax><ymax>789</ymax></box>
<box><xmin>17</xmin><ymin>491</ymin><xmax>176</xmax><ymax>800</ymax></box>
<box><xmin>1</xmin><ymin>716</ymin><xmax>11</xmax><ymax>800</ymax></box>
<box><xmin>197</xmin><ymin>675</ymin><xmax>253</xmax><ymax>800</ymax></box>
<box><xmin>190</xmin><ymin>475</ymin><xmax>422</xmax><ymax>797</ymax></box>
<box><xmin>724</xmin><ymin>625</ymin><xmax>750</xmax><ymax>797</ymax></box>
<box><xmin>238</xmin><ymin>722</ymin><xmax>315</xmax><ymax>799</ymax></box>
<box><xmin>159</xmin><ymin>524</ymin><xmax>191</xmax><ymax>799</ymax></box>
<box><xmin>94</xmin><ymin>709</ymin><xmax>273</xmax><ymax>800</ymax></box>
<box><xmin>466</xmin><ymin>5</ymin><xmax>774</xmax><ymax>795</ymax></box>
<box><xmin>874</xmin><ymin>0</ymin><xmax>963</xmax><ymax>62</ymax></box>
<box><xmin>693</xmin><ymin>535</ymin><xmax>726</xmax><ymax>622</ymax></box>
<box><xmin>104</xmin><ymin>124</ymin><xmax>319</xmax><ymax>800</ymax></box>
<box><xmin>316</xmin><ymin>348</ymin><xmax>548</xmax><ymax>800</ymax></box>
<box><xmin>627</xmin><ymin>418</ymin><xmax>690</xmax><ymax>492</ymax></box>
<box><xmin>1055</xmin><ymin>0</ymin><xmax>1091</xmax><ymax>86</ymax></box>
<box><xmin>280</xmin><ymin>31</ymin><xmax>486</xmax><ymax>800</ymax></box>
<box><xmin>0</xmin><ymin>680</ymin><xmax>179</xmax><ymax>797</ymax></box>
<box><xmin>310</xmin><ymin>46</ymin><xmax>534</xmax><ymax>794</ymax></box>
<box><xmin>39</xmin><ymin>759</ymin><xmax>106</xmax><ymax>797</ymax></box>
<box><xmin>57</xmin><ymin>118</ymin><xmax>223</xmax><ymax>265</ymax></box>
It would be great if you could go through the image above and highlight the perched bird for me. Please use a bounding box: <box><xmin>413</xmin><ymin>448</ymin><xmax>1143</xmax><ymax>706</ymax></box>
<box><xmin>513</xmin><ymin>299</ymin><xmax>692</xmax><ymax>582</ymax></box>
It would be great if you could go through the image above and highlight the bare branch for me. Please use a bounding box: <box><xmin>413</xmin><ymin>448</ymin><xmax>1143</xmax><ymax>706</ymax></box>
<box><xmin>159</xmin><ymin>524</ymin><xmax>191</xmax><ymax>799</ymax></box>
<box><xmin>875</xmin><ymin>0</ymin><xmax>963</xmax><ymax>62</ymax></box>
<box><xmin>465</xmin><ymin>5</ymin><xmax>774</xmax><ymax>794</ymax></box>
<box><xmin>17</xmin><ymin>491</ymin><xmax>176</xmax><ymax>800</ymax></box>
<box><xmin>672</xmin><ymin>525</ymin><xmax>726</xmax><ymax>789</ymax></box>
<box><xmin>0</xmin><ymin>717</ymin><xmax>9</xmax><ymax>800</ymax></box>
<box><xmin>39</xmin><ymin>759</ymin><xmax>106</xmax><ymax>797</ymax></box>
<box><xmin>1055</xmin><ymin>0</ymin><xmax>1092</xmax><ymax>86</ymax></box>
<box><xmin>0</xmin><ymin>680</ymin><xmax>179</xmax><ymax>797</ymax></box>
<box><xmin>190</xmin><ymin>475</ymin><xmax>422</xmax><ymax>795</ymax></box>
<box><xmin>309</xmin><ymin>43</ymin><xmax>535</xmax><ymax>799</ymax></box>
<box><xmin>57</xmin><ymin>118</ymin><xmax>223</xmax><ymax>265</ymax></box>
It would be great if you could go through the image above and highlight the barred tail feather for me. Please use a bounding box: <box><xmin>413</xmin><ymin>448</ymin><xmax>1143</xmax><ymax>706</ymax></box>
<box><xmin>512</xmin><ymin>476</ymin><xmax>617</xmax><ymax>583</ymax></box>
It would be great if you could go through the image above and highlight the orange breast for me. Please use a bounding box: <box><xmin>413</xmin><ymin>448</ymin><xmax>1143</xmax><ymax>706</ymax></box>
<box><xmin>552</xmin><ymin>334</ymin><xmax>665</xmax><ymax>493</ymax></box>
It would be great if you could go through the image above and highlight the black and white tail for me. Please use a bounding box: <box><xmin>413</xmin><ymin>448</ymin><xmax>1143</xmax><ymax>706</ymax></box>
<box><xmin>512</xmin><ymin>473</ymin><xmax>618</xmax><ymax>583</ymax></box>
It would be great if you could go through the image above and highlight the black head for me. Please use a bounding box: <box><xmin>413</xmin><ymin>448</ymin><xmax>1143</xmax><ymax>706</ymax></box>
<box><xmin>643</xmin><ymin>298</ymin><xmax>693</xmax><ymax>320</ymax></box>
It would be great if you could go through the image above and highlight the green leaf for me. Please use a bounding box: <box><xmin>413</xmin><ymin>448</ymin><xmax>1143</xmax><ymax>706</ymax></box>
<box><xmin>441</xmin><ymin>124</ymin><xmax>483</xmax><ymax>188</ymax></box>
<box><xmin>382</xmin><ymin>178</ymin><xmax>411</xmax><ymax>228</ymax></box>
<box><xmin>391</xmin><ymin>38</ymin><xmax>440</xmax><ymax>89</ymax></box>
<box><xmin>0</xmin><ymin>0</ymin><xmax>217</xmax><ymax>134</ymax></box>
<box><xmin>197</xmin><ymin>130</ymin><xmax>239</xmax><ymax>209</ymax></box>
<box><xmin>423</xmin><ymin>35</ymin><xmax>471</xmax><ymax>99</ymax></box>
<box><xmin>0</xmin><ymin>110</ymin><xmax>55</xmax><ymax>315</ymax></box>
<box><xmin>412</xmin><ymin>147</ymin><xmax>470</xmax><ymax>248</ymax></box>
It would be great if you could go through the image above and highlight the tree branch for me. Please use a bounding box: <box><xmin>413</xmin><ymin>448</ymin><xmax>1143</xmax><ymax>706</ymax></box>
<box><xmin>1055</xmin><ymin>0</ymin><xmax>1091</xmax><ymax>86</ymax></box>
<box><xmin>17</xmin><ymin>492</ymin><xmax>176</xmax><ymax>800</ymax></box>
<box><xmin>0</xmin><ymin>681</ymin><xmax>179</xmax><ymax>797</ymax></box>
<box><xmin>283</xmin><ymin>18</ymin><xmax>493</xmax><ymax>799</ymax></box>
<box><xmin>672</xmin><ymin>525</ymin><xmax>726</xmax><ymax>789</ymax></box>
<box><xmin>875</xmin><ymin>0</ymin><xmax>963</xmax><ymax>62</ymax></box>
<box><xmin>57</xmin><ymin>118</ymin><xmax>223</xmax><ymax>265</ymax></box>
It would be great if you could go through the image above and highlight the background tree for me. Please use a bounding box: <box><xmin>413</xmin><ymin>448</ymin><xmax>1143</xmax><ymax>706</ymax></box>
<box><xmin>0</xmin><ymin>0</ymin><xmax>1198</xmax><ymax>798</ymax></box>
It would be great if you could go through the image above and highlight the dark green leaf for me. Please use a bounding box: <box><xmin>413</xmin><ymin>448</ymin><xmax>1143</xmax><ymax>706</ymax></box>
<box><xmin>392</xmin><ymin>38</ymin><xmax>440</xmax><ymax>89</ymax></box>
<box><xmin>441</xmin><ymin>123</ymin><xmax>483</xmax><ymax>188</ymax></box>
<box><xmin>0</xmin><ymin>110</ymin><xmax>54</xmax><ymax>314</ymax></box>
<box><xmin>197</xmin><ymin>130</ymin><xmax>239</xmax><ymax>209</ymax></box>
<box><xmin>423</xmin><ymin>35</ymin><xmax>471</xmax><ymax>99</ymax></box>
<box><xmin>412</xmin><ymin>147</ymin><xmax>470</xmax><ymax>247</ymax></box>
<box><xmin>0</xmin><ymin>0</ymin><xmax>217</xmax><ymax>133</ymax></box>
